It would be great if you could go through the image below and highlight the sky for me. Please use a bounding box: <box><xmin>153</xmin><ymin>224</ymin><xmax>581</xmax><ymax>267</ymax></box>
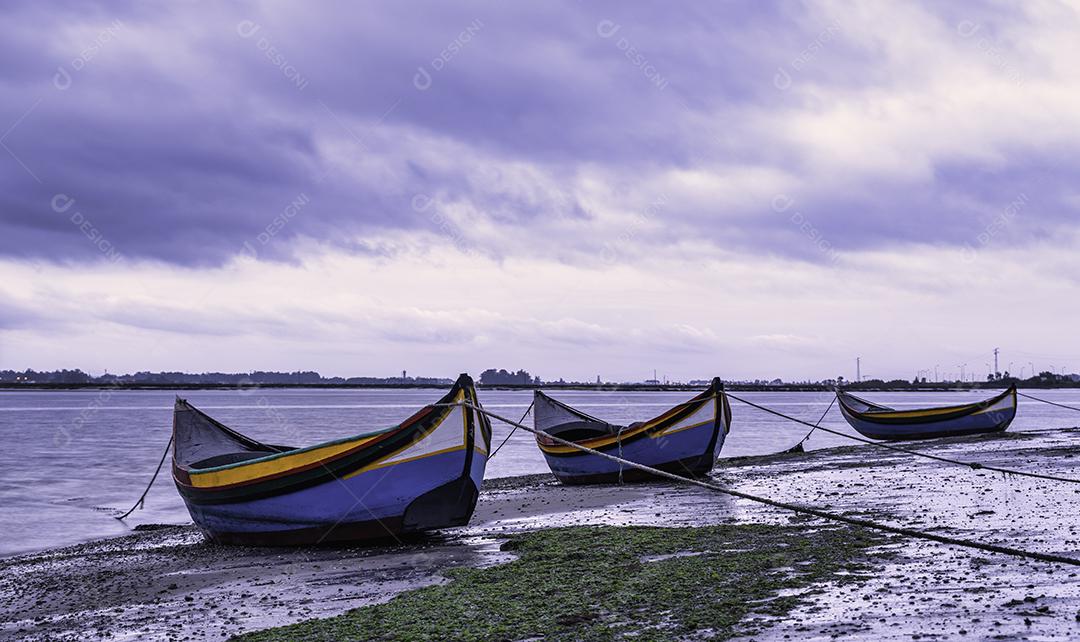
<box><xmin>1</xmin><ymin>1</ymin><xmax>1079</xmax><ymax>383</ymax></box>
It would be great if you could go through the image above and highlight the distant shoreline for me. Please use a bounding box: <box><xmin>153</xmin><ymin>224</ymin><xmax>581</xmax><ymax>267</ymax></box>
<box><xmin>2</xmin><ymin>382</ymin><xmax>1077</xmax><ymax>392</ymax></box>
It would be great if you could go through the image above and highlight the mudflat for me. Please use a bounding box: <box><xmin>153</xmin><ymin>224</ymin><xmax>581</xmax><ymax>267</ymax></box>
<box><xmin>2</xmin><ymin>428</ymin><xmax>1079</xmax><ymax>641</ymax></box>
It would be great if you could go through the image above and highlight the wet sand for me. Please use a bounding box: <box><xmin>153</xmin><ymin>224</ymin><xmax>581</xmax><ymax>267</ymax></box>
<box><xmin>2</xmin><ymin>427</ymin><xmax>1079</xmax><ymax>641</ymax></box>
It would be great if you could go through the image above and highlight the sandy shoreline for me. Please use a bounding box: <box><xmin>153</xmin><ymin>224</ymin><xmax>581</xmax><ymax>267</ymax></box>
<box><xmin>3</xmin><ymin>428</ymin><xmax>1080</xmax><ymax>640</ymax></box>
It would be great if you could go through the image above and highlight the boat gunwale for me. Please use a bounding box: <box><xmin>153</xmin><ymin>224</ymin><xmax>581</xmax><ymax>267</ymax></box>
<box><xmin>535</xmin><ymin>381</ymin><xmax>724</xmax><ymax>454</ymax></box>
<box><xmin>837</xmin><ymin>386</ymin><xmax>1015</xmax><ymax>419</ymax></box>
<box><xmin>172</xmin><ymin>383</ymin><xmax>469</xmax><ymax>475</ymax></box>
<box><xmin>179</xmin><ymin>421</ymin><xmax>406</xmax><ymax>474</ymax></box>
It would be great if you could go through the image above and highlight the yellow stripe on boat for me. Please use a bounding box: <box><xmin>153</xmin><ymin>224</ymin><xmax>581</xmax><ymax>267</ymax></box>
<box><xmin>189</xmin><ymin>434</ymin><xmax>381</xmax><ymax>488</ymax></box>
<box><xmin>189</xmin><ymin>390</ymin><xmax>469</xmax><ymax>488</ymax></box>
<box><xmin>971</xmin><ymin>390</ymin><xmax>1016</xmax><ymax>415</ymax></box>
<box><xmin>538</xmin><ymin>422</ymin><xmax>653</xmax><ymax>454</ymax></box>
<box><xmin>343</xmin><ymin>390</ymin><xmax>469</xmax><ymax>476</ymax></box>
<box><xmin>660</xmin><ymin>417</ymin><xmax>715</xmax><ymax>436</ymax></box>
<box><xmin>852</xmin><ymin>404</ymin><xmax>979</xmax><ymax>420</ymax></box>
<box><xmin>348</xmin><ymin>444</ymin><xmax>468</xmax><ymax>476</ymax></box>
<box><xmin>538</xmin><ymin>400</ymin><xmax>713</xmax><ymax>454</ymax></box>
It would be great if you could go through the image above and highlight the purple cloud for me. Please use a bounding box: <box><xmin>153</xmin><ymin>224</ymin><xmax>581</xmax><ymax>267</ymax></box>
<box><xmin>0</xmin><ymin>0</ymin><xmax>1075</xmax><ymax>271</ymax></box>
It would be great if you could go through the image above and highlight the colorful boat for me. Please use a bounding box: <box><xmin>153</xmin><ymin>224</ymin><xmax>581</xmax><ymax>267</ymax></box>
<box><xmin>171</xmin><ymin>374</ymin><xmax>491</xmax><ymax>545</ymax></box>
<box><xmin>533</xmin><ymin>378</ymin><xmax>731</xmax><ymax>484</ymax></box>
<box><xmin>836</xmin><ymin>385</ymin><xmax>1017</xmax><ymax>441</ymax></box>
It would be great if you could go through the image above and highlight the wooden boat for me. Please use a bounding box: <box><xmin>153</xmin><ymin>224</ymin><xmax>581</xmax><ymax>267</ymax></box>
<box><xmin>836</xmin><ymin>385</ymin><xmax>1017</xmax><ymax>441</ymax></box>
<box><xmin>533</xmin><ymin>378</ymin><xmax>731</xmax><ymax>485</ymax></box>
<box><xmin>171</xmin><ymin>374</ymin><xmax>491</xmax><ymax>545</ymax></box>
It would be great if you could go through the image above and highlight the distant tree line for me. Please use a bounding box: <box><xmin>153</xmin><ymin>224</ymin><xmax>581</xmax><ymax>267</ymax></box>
<box><xmin>479</xmin><ymin>368</ymin><xmax>539</xmax><ymax>385</ymax></box>
<box><xmin>839</xmin><ymin>371</ymin><xmax>1080</xmax><ymax>390</ymax></box>
<box><xmin>3</xmin><ymin>368</ymin><xmax>1077</xmax><ymax>389</ymax></box>
<box><xmin>0</xmin><ymin>369</ymin><xmax>452</xmax><ymax>385</ymax></box>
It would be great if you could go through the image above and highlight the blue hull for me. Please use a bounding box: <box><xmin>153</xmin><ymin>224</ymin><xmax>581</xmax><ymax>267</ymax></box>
<box><xmin>534</xmin><ymin>381</ymin><xmax>729</xmax><ymax>485</ymax></box>
<box><xmin>839</xmin><ymin>409</ymin><xmax>1014</xmax><ymax>440</ymax></box>
<box><xmin>186</xmin><ymin>448</ymin><xmax>487</xmax><ymax>544</ymax></box>
<box><xmin>172</xmin><ymin>373</ymin><xmax>491</xmax><ymax>545</ymax></box>
<box><xmin>542</xmin><ymin>417</ymin><xmax>726</xmax><ymax>484</ymax></box>
<box><xmin>837</xmin><ymin>387</ymin><xmax>1017</xmax><ymax>441</ymax></box>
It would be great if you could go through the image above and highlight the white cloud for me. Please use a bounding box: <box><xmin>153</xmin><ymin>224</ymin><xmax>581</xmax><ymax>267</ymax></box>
<box><xmin>2</xmin><ymin>224</ymin><xmax>1078</xmax><ymax>380</ymax></box>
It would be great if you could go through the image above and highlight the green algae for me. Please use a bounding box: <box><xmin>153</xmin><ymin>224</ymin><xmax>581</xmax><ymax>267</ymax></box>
<box><xmin>235</xmin><ymin>523</ymin><xmax>883</xmax><ymax>642</ymax></box>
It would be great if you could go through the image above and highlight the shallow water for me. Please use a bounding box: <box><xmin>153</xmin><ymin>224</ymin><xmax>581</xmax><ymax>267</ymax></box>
<box><xmin>0</xmin><ymin>387</ymin><xmax>1077</xmax><ymax>556</ymax></box>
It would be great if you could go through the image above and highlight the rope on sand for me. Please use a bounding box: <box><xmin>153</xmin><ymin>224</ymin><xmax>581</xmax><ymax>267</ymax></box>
<box><xmin>726</xmin><ymin>393</ymin><xmax>1080</xmax><ymax>484</ymax></box>
<box><xmin>460</xmin><ymin>402</ymin><xmax>1080</xmax><ymax>568</ymax></box>
<box><xmin>116</xmin><ymin>436</ymin><xmax>173</xmax><ymax>520</ymax></box>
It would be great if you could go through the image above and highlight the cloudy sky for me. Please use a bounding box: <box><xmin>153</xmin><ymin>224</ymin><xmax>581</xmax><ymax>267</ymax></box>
<box><xmin>1</xmin><ymin>1</ymin><xmax>1078</xmax><ymax>382</ymax></box>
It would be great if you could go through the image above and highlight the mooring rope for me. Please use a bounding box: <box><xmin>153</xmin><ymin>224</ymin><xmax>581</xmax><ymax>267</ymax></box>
<box><xmin>455</xmin><ymin>402</ymin><xmax>1080</xmax><ymax>567</ymax></box>
<box><xmin>726</xmin><ymin>393</ymin><xmax>1080</xmax><ymax>484</ymax></box>
<box><xmin>1018</xmin><ymin>391</ymin><xmax>1080</xmax><ymax>414</ymax></box>
<box><xmin>798</xmin><ymin>394</ymin><xmax>836</xmax><ymax>445</ymax></box>
<box><xmin>768</xmin><ymin>395</ymin><xmax>837</xmax><ymax>456</ymax></box>
<box><xmin>488</xmin><ymin>401</ymin><xmax>535</xmax><ymax>460</ymax></box>
<box><xmin>116</xmin><ymin>435</ymin><xmax>173</xmax><ymax>520</ymax></box>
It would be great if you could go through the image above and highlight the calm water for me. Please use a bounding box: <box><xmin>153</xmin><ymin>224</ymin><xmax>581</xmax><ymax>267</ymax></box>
<box><xmin>1</xmin><ymin>387</ymin><xmax>1077</xmax><ymax>557</ymax></box>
